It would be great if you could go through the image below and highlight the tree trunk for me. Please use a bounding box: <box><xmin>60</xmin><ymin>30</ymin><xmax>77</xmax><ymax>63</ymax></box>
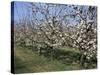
<box><xmin>50</xmin><ymin>47</ymin><xmax>54</xmax><ymax>61</ymax></box>
<box><xmin>80</xmin><ymin>54</ymin><xmax>84</xmax><ymax>69</ymax></box>
<box><xmin>38</xmin><ymin>48</ymin><xmax>42</xmax><ymax>55</ymax></box>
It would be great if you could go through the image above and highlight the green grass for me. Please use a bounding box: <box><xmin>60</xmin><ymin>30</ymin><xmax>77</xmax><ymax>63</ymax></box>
<box><xmin>54</xmin><ymin>47</ymin><xmax>81</xmax><ymax>63</ymax></box>
<box><xmin>14</xmin><ymin>47</ymin><xmax>81</xmax><ymax>74</ymax></box>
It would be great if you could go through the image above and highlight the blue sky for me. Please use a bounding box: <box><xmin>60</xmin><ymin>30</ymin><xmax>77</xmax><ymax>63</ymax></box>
<box><xmin>12</xmin><ymin>2</ymin><xmax>30</xmax><ymax>22</ymax></box>
<box><xmin>11</xmin><ymin>1</ymin><xmax>90</xmax><ymax>25</ymax></box>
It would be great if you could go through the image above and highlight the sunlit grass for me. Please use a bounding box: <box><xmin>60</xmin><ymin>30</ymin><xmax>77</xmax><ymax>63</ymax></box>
<box><xmin>14</xmin><ymin>47</ymin><xmax>81</xmax><ymax>74</ymax></box>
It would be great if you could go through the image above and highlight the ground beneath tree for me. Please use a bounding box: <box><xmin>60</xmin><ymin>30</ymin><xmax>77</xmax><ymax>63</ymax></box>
<box><xmin>14</xmin><ymin>47</ymin><xmax>82</xmax><ymax>74</ymax></box>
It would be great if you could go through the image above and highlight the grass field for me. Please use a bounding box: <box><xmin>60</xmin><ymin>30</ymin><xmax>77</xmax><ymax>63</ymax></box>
<box><xmin>14</xmin><ymin>47</ymin><xmax>81</xmax><ymax>74</ymax></box>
